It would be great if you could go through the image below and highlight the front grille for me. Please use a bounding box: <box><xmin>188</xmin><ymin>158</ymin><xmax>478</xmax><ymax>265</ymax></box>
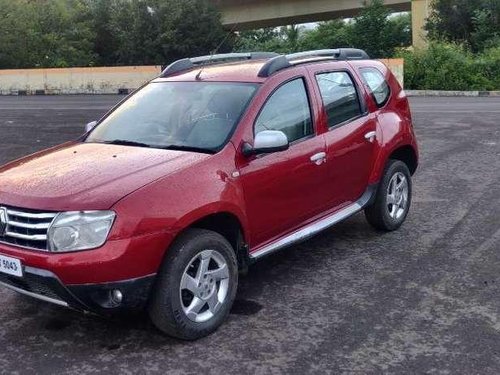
<box><xmin>0</xmin><ymin>206</ymin><xmax>58</xmax><ymax>250</ymax></box>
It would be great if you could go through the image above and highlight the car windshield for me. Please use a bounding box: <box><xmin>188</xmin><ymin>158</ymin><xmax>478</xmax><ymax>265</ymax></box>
<box><xmin>85</xmin><ymin>81</ymin><xmax>258</xmax><ymax>153</ymax></box>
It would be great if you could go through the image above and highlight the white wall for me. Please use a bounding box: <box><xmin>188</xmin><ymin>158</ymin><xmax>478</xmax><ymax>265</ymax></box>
<box><xmin>0</xmin><ymin>66</ymin><xmax>161</xmax><ymax>95</ymax></box>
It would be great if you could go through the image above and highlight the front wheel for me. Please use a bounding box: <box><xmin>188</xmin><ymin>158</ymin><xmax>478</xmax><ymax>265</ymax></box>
<box><xmin>365</xmin><ymin>159</ymin><xmax>412</xmax><ymax>231</ymax></box>
<box><xmin>148</xmin><ymin>229</ymin><xmax>238</xmax><ymax>340</ymax></box>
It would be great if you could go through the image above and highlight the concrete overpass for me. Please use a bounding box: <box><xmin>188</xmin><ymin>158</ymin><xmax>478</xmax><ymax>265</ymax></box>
<box><xmin>210</xmin><ymin>0</ymin><xmax>430</xmax><ymax>48</ymax></box>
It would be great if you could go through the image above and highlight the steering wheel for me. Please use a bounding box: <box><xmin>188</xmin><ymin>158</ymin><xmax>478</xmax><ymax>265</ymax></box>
<box><xmin>132</xmin><ymin>121</ymin><xmax>172</xmax><ymax>144</ymax></box>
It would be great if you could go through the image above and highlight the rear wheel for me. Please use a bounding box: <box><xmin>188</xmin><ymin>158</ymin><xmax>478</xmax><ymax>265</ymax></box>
<box><xmin>148</xmin><ymin>229</ymin><xmax>238</xmax><ymax>340</ymax></box>
<box><xmin>365</xmin><ymin>159</ymin><xmax>412</xmax><ymax>231</ymax></box>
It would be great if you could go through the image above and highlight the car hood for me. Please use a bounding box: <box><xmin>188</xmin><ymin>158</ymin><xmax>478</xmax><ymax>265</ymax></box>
<box><xmin>0</xmin><ymin>142</ymin><xmax>210</xmax><ymax>211</ymax></box>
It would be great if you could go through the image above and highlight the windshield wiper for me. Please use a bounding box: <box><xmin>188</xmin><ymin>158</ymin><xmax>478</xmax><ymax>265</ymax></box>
<box><xmin>160</xmin><ymin>144</ymin><xmax>215</xmax><ymax>154</ymax></box>
<box><xmin>104</xmin><ymin>140</ymin><xmax>151</xmax><ymax>148</ymax></box>
<box><xmin>102</xmin><ymin>140</ymin><xmax>214</xmax><ymax>154</ymax></box>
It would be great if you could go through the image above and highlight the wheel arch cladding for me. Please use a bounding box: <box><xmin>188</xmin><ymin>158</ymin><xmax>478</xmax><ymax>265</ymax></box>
<box><xmin>181</xmin><ymin>212</ymin><xmax>247</xmax><ymax>269</ymax></box>
<box><xmin>388</xmin><ymin>145</ymin><xmax>418</xmax><ymax>175</ymax></box>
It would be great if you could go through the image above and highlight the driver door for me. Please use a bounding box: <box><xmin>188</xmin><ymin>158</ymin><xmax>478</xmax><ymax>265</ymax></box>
<box><xmin>238</xmin><ymin>77</ymin><xmax>330</xmax><ymax>248</ymax></box>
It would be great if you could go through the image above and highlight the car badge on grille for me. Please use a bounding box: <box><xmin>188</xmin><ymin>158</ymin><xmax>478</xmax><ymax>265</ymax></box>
<box><xmin>0</xmin><ymin>207</ymin><xmax>7</xmax><ymax>236</ymax></box>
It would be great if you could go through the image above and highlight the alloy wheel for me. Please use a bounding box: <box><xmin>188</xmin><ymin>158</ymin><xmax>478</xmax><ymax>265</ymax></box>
<box><xmin>179</xmin><ymin>249</ymin><xmax>230</xmax><ymax>323</ymax></box>
<box><xmin>386</xmin><ymin>172</ymin><xmax>409</xmax><ymax>220</ymax></box>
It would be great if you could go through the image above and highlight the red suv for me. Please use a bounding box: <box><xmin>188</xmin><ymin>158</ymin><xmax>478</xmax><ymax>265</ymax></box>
<box><xmin>0</xmin><ymin>49</ymin><xmax>418</xmax><ymax>340</ymax></box>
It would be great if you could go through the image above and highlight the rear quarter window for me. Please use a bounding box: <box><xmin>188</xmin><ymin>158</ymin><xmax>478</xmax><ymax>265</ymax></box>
<box><xmin>360</xmin><ymin>67</ymin><xmax>390</xmax><ymax>107</ymax></box>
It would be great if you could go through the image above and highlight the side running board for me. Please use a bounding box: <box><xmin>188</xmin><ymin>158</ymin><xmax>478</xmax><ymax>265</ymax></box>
<box><xmin>249</xmin><ymin>184</ymin><xmax>377</xmax><ymax>260</ymax></box>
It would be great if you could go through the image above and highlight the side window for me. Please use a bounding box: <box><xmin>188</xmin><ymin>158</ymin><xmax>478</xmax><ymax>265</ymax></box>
<box><xmin>315</xmin><ymin>72</ymin><xmax>362</xmax><ymax>128</ymax></box>
<box><xmin>255</xmin><ymin>78</ymin><xmax>313</xmax><ymax>143</ymax></box>
<box><xmin>360</xmin><ymin>67</ymin><xmax>390</xmax><ymax>107</ymax></box>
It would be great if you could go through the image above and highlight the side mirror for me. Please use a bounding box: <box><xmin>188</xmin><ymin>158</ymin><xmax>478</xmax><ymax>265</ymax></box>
<box><xmin>242</xmin><ymin>130</ymin><xmax>289</xmax><ymax>156</ymax></box>
<box><xmin>85</xmin><ymin>121</ymin><xmax>98</xmax><ymax>133</ymax></box>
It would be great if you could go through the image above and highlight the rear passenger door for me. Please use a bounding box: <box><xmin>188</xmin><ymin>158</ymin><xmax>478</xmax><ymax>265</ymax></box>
<box><xmin>313</xmin><ymin>68</ymin><xmax>377</xmax><ymax>206</ymax></box>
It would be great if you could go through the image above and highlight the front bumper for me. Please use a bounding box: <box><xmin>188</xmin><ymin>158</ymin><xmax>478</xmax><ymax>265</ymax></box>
<box><xmin>0</xmin><ymin>265</ymin><xmax>156</xmax><ymax>314</ymax></box>
<box><xmin>0</xmin><ymin>231</ymin><xmax>171</xmax><ymax>285</ymax></box>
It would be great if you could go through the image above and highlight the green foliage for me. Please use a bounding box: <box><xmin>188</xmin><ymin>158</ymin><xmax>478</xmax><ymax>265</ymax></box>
<box><xmin>234</xmin><ymin>25</ymin><xmax>305</xmax><ymax>54</ymax></box>
<box><xmin>349</xmin><ymin>0</ymin><xmax>410</xmax><ymax>58</ymax></box>
<box><xmin>476</xmin><ymin>46</ymin><xmax>500</xmax><ymax>89</ymax></box>
<box><xmin>425</xmin><ymin>0</ymin><xmax>500</xmax><ymax>52</ymax></box>
<box><xmin>107</xmin><ymin>0</ymin><xmax>228</xmax><ymax>65</ymax></box>
<box><xmin>408</xmin><ymin>0</ymin><xmax>500</xmax><ymax>90</ymax></box>
<box><xmin>89</xmin><ymin>0</ymin><xmax>120</xmax><ymax>66</ymax></box>
<box><xmin>299</xmin><ymin>20</ymin><xmax>353</xmax><ymax>51</ymax></box>
<box><xmin>0</xmin><ymin>0</ymin><xmax>228</xmax><ymax>68</ymax></box>
<box><xmin>34</xmin><ymin>0</ymin><xmax>97</xmax><ymax>68</ymax></box>
<box><xmin>234</xmin><ymin>28</ymin><xmax>281</xmax><ymax>52</ymax></box>
<box><xmin>0</xmin><ymin>0</ymin><xmax>96</xmax><ymax>68</ymax></box>
<box><xmin>399</xmin><ymin>42</ymin><xmax>499</xmax><ymax>90</ymax></box>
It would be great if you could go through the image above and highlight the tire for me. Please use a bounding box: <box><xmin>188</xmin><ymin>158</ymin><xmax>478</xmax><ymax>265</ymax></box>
<box><xmin>365</xmin><ymin>159</ymin><xmax>412</xmax><ymax>231</ymax></box>
<box><xmin>148</xmin><ymin>228</ymin><xmax>238</xmax><ymax>340</ymax></box>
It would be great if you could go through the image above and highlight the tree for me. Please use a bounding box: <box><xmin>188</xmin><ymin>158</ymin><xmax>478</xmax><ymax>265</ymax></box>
<box><xmin>0</xmin><ymin>0</ymin><xmax>229</xmax><ymax>69</ymax></box>
<box><xmin>425</xmin><ymin>0</ymin><xmax>500</xmax><ymax>52</ymax></box>
<box><xmin>299</xmin><ymin>20</ymin><xmax>353</xmax><ymax>51</ymax></box>
<box><xmin>234</xmin><ymin>25</ymin><xmax>305</xmax><ymax>53</ymax></box>
<box><xmin>470</xmin><ymin>6</ymin><xmax>500</xmax><ymax>51</ymax></box>
<box><xmin>386</xmin><ymin>13</ymin><xmax>412</xmax><ymax>49</ymax></box>
<box><xmin>280</xmin><ymin>25</ymin><xmax>302</xmax><ymax>52</ymax></box>
<box><xmin>234</xmin><ymin>28</ymin><xmax>281</xmax><ymax>52</ymax></box>
<box><xmin>0</xmin><ymin>0</ymin><xmax>96</xmax><ymax>68</ymax></box>
<box><xmin>0</xmin><ymin>0</ymin><xmax>34</xmax><ymax>68</ymax></box>
<box><xmin>300</xmin><ymin>1</ymin><xmax>411</xmax><ymax>57</ymax></box>
<box><xmin>30</xmin><ymin>0</ymin><xmax>96</xmax><ymax>68</ymax></box>
<box><xmin>89</xmin><ymin>0</ymin><xmax>120</xmax><ymax>66</ymax></box>
<box><xmin>107</xmin><ymin>0</ymin><xmax>162</xmax><ymax>65</ymax></box>
<box><xmin>107</xmin><ymin>0</ymin><xmax>230</xmax><ymax>66</ymax></box>
<box><xmin>348</xmin><ymin>0</ymin><xmax>409</xmax><ymax>58</ymax></box>
<box><xmin>154</xmin><ymin>0</ymin><xmax>231</xmax><ymax>63</ymax></box>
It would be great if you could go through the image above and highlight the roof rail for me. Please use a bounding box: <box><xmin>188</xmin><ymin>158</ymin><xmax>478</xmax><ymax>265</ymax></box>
<box><xmin>258</xmin><ymin>48</ymin><xmax>370</xmax><ymax>78</ymax></box>
<box><xmin>161</xmin><ymin>52</ymin><xmax>280</xmax><ymax>78</ymax></box>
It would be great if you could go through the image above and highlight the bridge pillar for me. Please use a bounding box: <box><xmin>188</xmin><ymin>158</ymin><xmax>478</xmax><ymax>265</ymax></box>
<box><xmin>411</xmin><ymin>0</ymin><xmax>430</xmax><ymax>48</ymax></box>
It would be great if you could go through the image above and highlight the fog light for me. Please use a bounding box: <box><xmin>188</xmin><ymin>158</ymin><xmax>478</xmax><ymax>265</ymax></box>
<box><xmin>110</xmin><ymin>289</ymin><xmax>123</xmax><ymax>304</ymax></box>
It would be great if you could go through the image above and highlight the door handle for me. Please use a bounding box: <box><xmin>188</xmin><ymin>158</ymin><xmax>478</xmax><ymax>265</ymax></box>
<box><xmin>364</xmin><ymin>131</ymin><xmax>377</xmax><ymax>143</ymax></box>
<box><xmin>310</xmin><ymin>152</ymin><xmax>326</xmax><ymax>165</ymax></box>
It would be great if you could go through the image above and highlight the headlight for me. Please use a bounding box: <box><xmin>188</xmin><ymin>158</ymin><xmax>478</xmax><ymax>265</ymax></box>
<box><xmin>48</xmin><ymin>211</ymin><xmax>115</xmax><ymax>252</ymax></box>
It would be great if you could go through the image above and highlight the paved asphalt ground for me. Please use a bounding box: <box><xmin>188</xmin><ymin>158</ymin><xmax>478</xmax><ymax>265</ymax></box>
<box><xmin>0</xmin><ymin>95</ymin><xmax>499</xmax><ymax>374</ymax></box>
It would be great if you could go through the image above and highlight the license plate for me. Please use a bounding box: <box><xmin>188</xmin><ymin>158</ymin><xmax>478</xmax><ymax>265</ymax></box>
<box><xmin>0</xmin><ymin>254</ymin><xmax>23</xmax><ymax>277</ymax></box>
